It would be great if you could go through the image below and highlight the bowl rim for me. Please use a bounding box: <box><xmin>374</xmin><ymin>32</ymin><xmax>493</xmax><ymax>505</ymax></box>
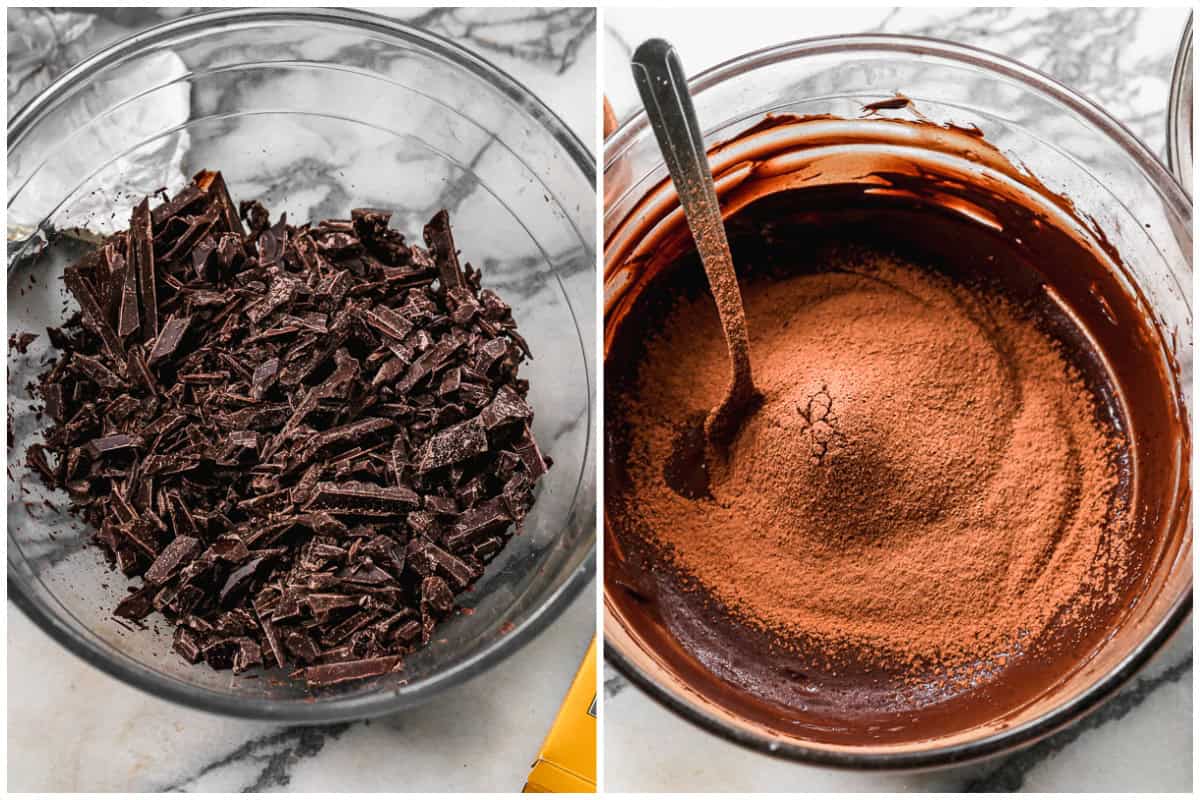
<box><xmin>603</xmin><ymin>31</ymin><xmax>1192</xmax><ymax>771</ymax></box>
<box><xmin>1167</xmin><ymin>11</ymin><xmax>1193</xmax><ymax>191</ymax></box>
<box><xmin>7</xmin><ymin>6</ymin><xmax>596</xmax><ymax>723</ymax></box>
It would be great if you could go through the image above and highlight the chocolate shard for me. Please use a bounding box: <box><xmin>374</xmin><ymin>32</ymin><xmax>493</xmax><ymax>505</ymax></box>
<box><xmin>305</xmin><ymin>593</ymin><xmax>359</xmax><ymax>621</ymax></box>
<box><xmin>147</xmin><ymin>315</ymin><xmax>191</xmax><ymax>366</ymax></box>
<box><xmin>392</xmin><ymin>619</ymin><xmax>422</xmax><ymax>644</ymax></box>
<box><xmin>25</xmin><ymin>443</ymin><xmax>56</xmax><ymax>486</ymax></box>
<box><xmin>304</xmin><ymin>481</ymin><xmax>420</xmax><ymax>516</ymax></box>
<box><xmin>480</xmin><ymin>385</ymin><xmax>534</xmax><ymax>431</ymax></box>
<box><xmin>129</xmin><ymin>198</ymin><xmax>159</xmax><ymax>342</ymax></box>
<box><xmin>425</xmin><ymin>542</ymin><xmax>478</xmax><ymax>590</ymax></box>
<box><xmin>219</xmin><ymin>557</ymin><xmax>264</xmax><ymax>607</ymax></box>
<box><xmin>445</xmin><ymin>498</ymin><xmax>512</xmax><ymax>551</ymax></box>
<box><xmin>192</xmin><ymin>235</ymin><xmax>218</xmax><ymax>279</ymax></box>
<box><xmin>173</xmin><ymin>626</ymin><xmax>205</xmax><ymax>663</ymax></box>
<box><xmin>284</xmin><ymin>629</ymin><xmax>321</xmax><ymax>663</ymax></box>
<box><xmin>115</xmin><ymin>248</ymin><xmax>141</xmax><ymax>339</ymax></box>
<box><xmin>250</xmin><ymin>357</ymin><xmax>280</xmax><ymax>400</ymax></box>
<box><xmin>256</xmin><ymin>611</ymin><xmax>287</xmax><ymax>669</ymax></box>
<box><xmin>144</xmin><ymin>535</ymin><xmax>202</xmax><ymax>585</ymax></box>
<box><xmin>194</xmin><ymin>169</ymin><xmax>244</xmax><ymax>235</ymax></box>
<box><xmin>302</xmin><ymin>418</ymin><xmax>393</xmax><ymax>460</ymax></box>
<box><xmin>42</xmin><ymin>382</ymin><xmax>65</xmax><ymax>423</ymax></box>
<box><xmin>361</xmin><ymin>306</ymin><xmax>414</xmax><ymax>341</ymax></box>
<box><xmin>514</xmin><ymin>424</ymin><xmax>548</xmax><ymax>480</ymax></box>
<box><xmin>420</xmin><ymin>575</ymin><xmax>455</xmax><ymax>615</ymax></box>
<box><xmin>417</xmin><ymin>416</ymin><xmax>487</xmax><ymax>473</ymax></box>
<box><xmin>423</xmin><ymin>209</ymin><xmax>463</xmax><ymax>292</ymax></box>
<box><xmin>224</xmin><ymin>430</ymin><xmax>260</xmax><ymax>463</ymax></box>
<box><xmin>423</xmin><ymin>494</ymin><xmax>458</xmax><ymax>516</ymax></box>
<box><xmin>161</xmin><ymin>206</ymin><xmax>220</xmax><ymax>263</ymax></box>
<box><xmin>232</xmin><ymin>637</ymin><xmax>263</xmax><ymax>673</ymax></box>
<box><xmin>302</xmin><ymin>655</ymin><xmax>402</xmax><ymax>688</ymax></box>
<box><xmin>151</xmin><ymin>182</ymin><xmax>205</xmax><ymax>226</ymax></box>
<box><xmin>207</xmin><ymin>534</ymin><xmax>251</xmax><ymax>563</ymax></box>
<box><xmin>114</xmin><ymin>584</ymin><xmax>157</xmax><ymax>621</ymax></box>
<box><xmin>71</xmin><ymin>352</ymin><xmax>124</xmax><ymax>388</ymax></box>
<box><xmin>62</xmin><ymin>270</ymin><xmax>127</xmax><ymax>370</ymax></box>
<box><xmin>85</xmin><ymin>433</ymin><xmax>140</xmax><ymax>459</ymax></box>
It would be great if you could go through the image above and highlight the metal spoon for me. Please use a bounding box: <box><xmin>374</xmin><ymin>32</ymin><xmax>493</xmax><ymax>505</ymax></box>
<box><xmin>632</xmin><ymin>38</ymin><xmax>759</xmax><ymax>498</ymax></box>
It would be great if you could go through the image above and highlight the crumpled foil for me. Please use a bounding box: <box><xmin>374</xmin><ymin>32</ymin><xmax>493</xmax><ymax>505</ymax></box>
<box><xmin>8</xmin><ymin>8</ymin><xmax>193</xmax><ymax>238</ymax></box>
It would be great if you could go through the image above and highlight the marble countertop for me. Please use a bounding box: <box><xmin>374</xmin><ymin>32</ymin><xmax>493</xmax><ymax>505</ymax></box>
<box><xmin>603</xmin><ymin>6</ymin><xmax>1192</xmax><ymax>793</ymax></box>
<box><xmin>7</xmin><ymin>7</ymin><xmax>595</xmax><ymax>793</ymax></box>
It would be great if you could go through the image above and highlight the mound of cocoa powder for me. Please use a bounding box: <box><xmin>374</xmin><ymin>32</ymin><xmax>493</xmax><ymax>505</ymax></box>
<box><xmin>616</xmin><ymin>246</ymin><xmax>1130</xmax><ymax>678</ymax></box>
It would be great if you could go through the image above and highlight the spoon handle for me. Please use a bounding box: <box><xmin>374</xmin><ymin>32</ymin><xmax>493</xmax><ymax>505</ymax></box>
<box><xmin>631</xmin><ymin>39</ymin><xmax>755</xmax><ymax>441</ymax></box>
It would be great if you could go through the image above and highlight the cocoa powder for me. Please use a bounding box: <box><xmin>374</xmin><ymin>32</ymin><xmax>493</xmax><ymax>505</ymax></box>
<box><xmin>616</xmin><ymin>246</ymin><xmax>1130</xmax><ymax>678</ymax></box>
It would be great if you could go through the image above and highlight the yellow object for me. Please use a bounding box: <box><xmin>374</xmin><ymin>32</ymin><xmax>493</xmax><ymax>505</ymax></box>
<box><xmin>523</xmin><ymin>638</ymin><xmax>597</xmax><ymax>793</ymax></box>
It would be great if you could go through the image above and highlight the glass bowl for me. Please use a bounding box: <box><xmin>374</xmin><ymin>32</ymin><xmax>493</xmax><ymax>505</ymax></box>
<box><xmin>604</xmin><ymin>34</ymin><xmax>1191</xmax><ymax>769</ymax></box>
<box><xmin>8</xmin><ymin>8</ymin><xmax>595</xmax><ymax>722</ymax></box>
<box><xmin>1168</xmin><ymin>12</ymin><xmax>1192</xmax><ymax>196</ymax></box>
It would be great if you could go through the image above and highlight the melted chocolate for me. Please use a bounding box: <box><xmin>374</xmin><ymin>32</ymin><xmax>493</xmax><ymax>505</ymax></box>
<box><xmin>604</xmin><ymin>114</ymin><xmax>1189</xmax><ymax>745</ymax></box>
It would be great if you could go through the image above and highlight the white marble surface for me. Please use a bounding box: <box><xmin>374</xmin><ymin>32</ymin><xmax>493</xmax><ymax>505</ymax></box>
<box><xmin>7</xmin><ymin>7</ymin><xmax>596</xmax><ymax>793</ymax></box>
<box><xmin>603</xmin><ymin>6</ymin><xmax>1193</xmax><ymax>793</ymax></box>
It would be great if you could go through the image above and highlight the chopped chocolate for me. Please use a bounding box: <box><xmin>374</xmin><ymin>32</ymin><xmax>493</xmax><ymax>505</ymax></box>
<box><xmin>173</xmin><ymin>626</ymin><xmax>204</xmax><ymax>663</ymax></box>
<box><xmin>302</xmin><ymin>655</ymin><xmax>403</xmax><ymax>688</ymax></box>
<box><xmin>445</xmin><ymin>497</ymin><xmax>513</xmax><ymax>551</ymax></box>
<box><xmin>232</xmin><ymin>637</ymin><xmax>263</xmax><ymax>673</ymax></box>
<box><xmin>418</xmin><ymin>416</ymin><xmax>488</xmax><ymax>472</ymax></box>
<box><xmin>420</xmin><ymin>575</ymin><xmax>455</xmax><ymax>615</ymax></box>
<box><xmin>481</xmin><ymin>385</ymin><xmax>534</xmax><ymax>431</ymax></box>
<box><xmin>25</xmin><ymin>172</ymin><xmax>549</xmax><ymax>690</ymax></box>
<box><xmin>85</xmin><ymin>433</ymin><xmax>140</xmax><ymax>459</ymax></box>
<box><xmin>114</xmin><ymin>583</ymin><xmax>157</xmax><ymax>621</ymax></box>
<box><xmin>218</xmin><ymin>557</ymin><xmax>264</xmax><ymax>606</ymax></box>
<box><xmin>129</xmin><ymin>199</ymin><xmax>159</xmax><ymax>342</ymax></box>
<box><xmin>423</xmin><ymin>209</ymin><xmax>464</xmax><ymax>292</ymax></box>
<box><xmin>147</xmin><ymin>315</ymin><xmax>191</xmax><ymax>366</ymax></box>
<box><xmin>144</xmin><ymin>535</ymin><xmax>201</xmax><ymax>585</ymax></box>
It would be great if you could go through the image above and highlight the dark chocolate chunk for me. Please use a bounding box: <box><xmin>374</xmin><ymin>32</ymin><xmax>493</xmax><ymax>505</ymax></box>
<box><xmin>207</xmin><ymin>535</ymin><xmax>251</xmax><ymax>562</ymax></box>
<box><xmin>304</xmin><ymin>481</ymin><xmax>419</xmax><ymax>516</ymax></box>
<box><xmin>144</xmin><ymin>535</ymin><xmax>201</xmax><ymax>585</ymax></box>
<box><xmin>445</xmin><ymin>498</ymin><xmax>513</xmax><ymax>551</ymax></box>
<box><xmin>302</xmin><ymin>655</ymin><xmax>402</xmax><ymax>688</ymax></box>
<box><xmin>85</xmin><ymin>433</ymin><xmax>140</xmax><ymax>459</ymax></box>
<box><xmin>420</xmin><ymin>575</ymin><xmax>455</xmax><ymax>615</ymax></box>
<box><xmin>361</xmin><ymin>306</ymin><xmax>414</xmax><ymax>341</ymax></box>
<box><xmin>423</xmin><ymin>209</ymin><xmax>464</xmax><ymax>292</ymax></box>
<box><xmin>62</xmin><ymin>269</ymin><xmax>127</xmax><ymax>370</ymax></box>
<box><xmin>481</xmin><ymin>385</ymin><xmax>534</xmax><ymax>431</ymax></box>
<box><xmin>72</xmin><ymin>352</ymin><xmax>124</xmax><ymax>389</ymax></box>
<box><xmin>515</xmin><ymin>424</ymin><xmax>549</xmax><ymax>480</ymax></box>
<box><xmin>418</xmin><ymin>416</ymin><xmax>488</xmax><ymax>473</ymax></box>
<box><xmin>129</xmin><ymin>199</ymin><xmax>159</xmax><ymax>342</ymax></box>
<box><xmin>116</xmin><ymin>248</ymin><xmax>141</xmax><ymax>338</ymax></box>
<box><xmin>114</xmin><ymin>584</ymin><xmax>157</xmax><ymax>621</ymax></box>
<box><xmin>250</xmin><ymin>357</ymin><xmax>280</xmax><ymax>400</ymax></box>
<box><xmin>173</xmin><ymin>626</ymin><xmax>204</xmax><ymax>663</ymax></box>
<box><xmin>219</xmin><ymin>557</ymin><xmax>264</xmax><ymax>606</ymax></box>
<box><xmin>147</xmin><ymin>315</ymin><xmax>191</xmax><ymax>366</ymax></box>
<box><xmin>232</xmin><ymin>637</ymin><xmax>263</xmax><ymax>673</ymax></box>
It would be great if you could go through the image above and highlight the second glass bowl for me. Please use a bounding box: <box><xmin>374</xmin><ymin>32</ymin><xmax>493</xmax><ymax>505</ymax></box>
<box><xmin>603</xmin><ymin>34</ymin><xmax>1191</xmax><ymax>768</ymax></box>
